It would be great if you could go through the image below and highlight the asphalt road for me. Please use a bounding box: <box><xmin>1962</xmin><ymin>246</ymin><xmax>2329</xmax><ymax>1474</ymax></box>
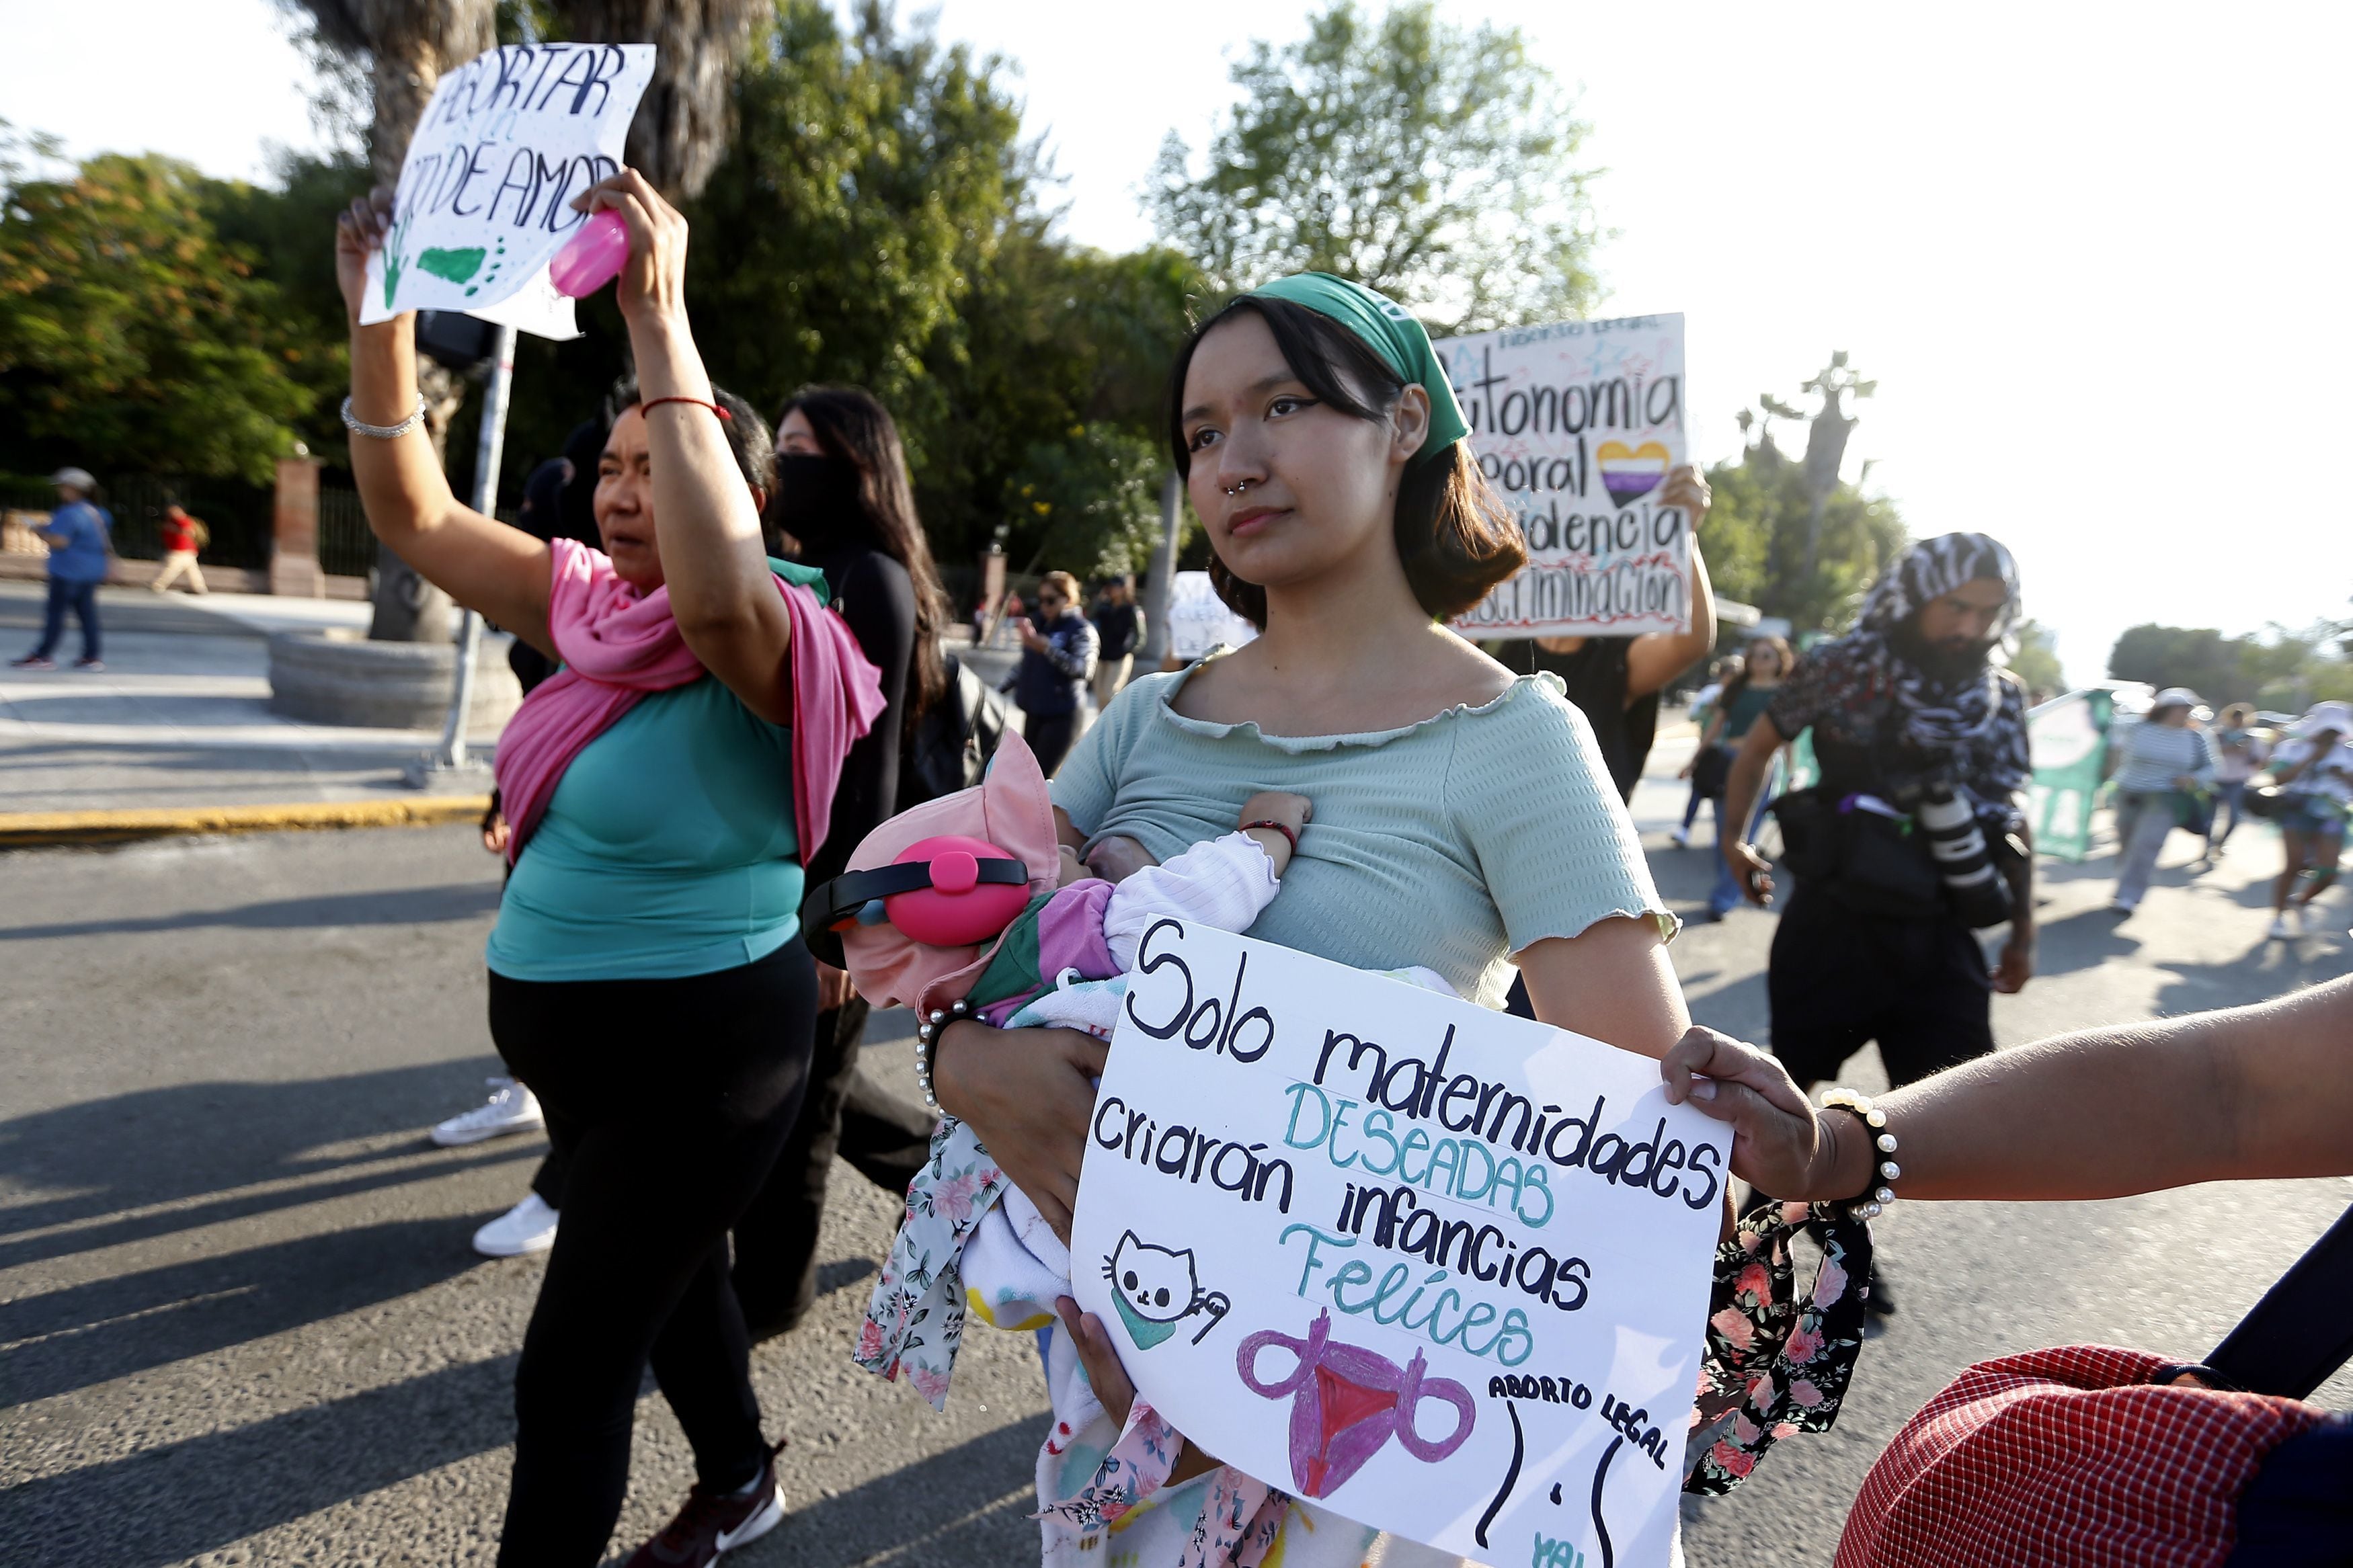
<box><xmin>3</xmin><ymin>761</ymin><xmax>2348</xmax><ymax>1566</ymax></box>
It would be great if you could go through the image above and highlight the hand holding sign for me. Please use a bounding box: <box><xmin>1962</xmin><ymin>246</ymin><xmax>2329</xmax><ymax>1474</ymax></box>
<box><xmin>1069</xmin><ymin>922</ymin><xmax>1728</xmax><ymax>1567</ymax></box>
<box><xmin>358</xmin><ymin>42</ymin><xmax>657</xmax><ymax>341</ymax></box>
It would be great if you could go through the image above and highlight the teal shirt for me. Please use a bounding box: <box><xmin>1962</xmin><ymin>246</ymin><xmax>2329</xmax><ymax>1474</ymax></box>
<box><xmin>485</xmin><ymin>554</ymin><xmax>836</xmax><ymax>983</ymax></box>
<box><xmin>1051</xmin><ymin>661</ymin><xmax>1673</xmax><ymax>1009</ymax></box>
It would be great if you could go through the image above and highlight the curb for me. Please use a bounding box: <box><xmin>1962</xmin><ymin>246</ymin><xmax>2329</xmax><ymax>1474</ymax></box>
<box><xmin>0</xmin><ymin>796</ymin><xmax>492</xmax><ymax>848</ymax></box>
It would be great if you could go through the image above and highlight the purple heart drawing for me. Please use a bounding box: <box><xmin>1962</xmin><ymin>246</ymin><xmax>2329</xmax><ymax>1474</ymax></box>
<box><xmin>1237</xmin><ymin>1310</ymin><xmax>1475</xmax><ymax>1497</ymax></box>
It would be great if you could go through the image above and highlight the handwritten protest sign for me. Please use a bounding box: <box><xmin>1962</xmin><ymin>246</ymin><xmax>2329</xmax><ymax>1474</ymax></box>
<box><xmin>1072</xmin><ymin>922</ymin><xmax>1726</xmax><ymax>1568</ymax></box>
<box><xmin>1165</xmin><ymin>569</ymin><xmax>1260</xmax><ymax>661</ymax></box>
<box><xmin>1439</xmin><ymin>316</ymin><xmax>1691</xmax><ymax>638</ymax></box>
<box><xmin>360</xmin><ymin>43</ymin><xmax>657</xmax><ymax>341</ymax></box>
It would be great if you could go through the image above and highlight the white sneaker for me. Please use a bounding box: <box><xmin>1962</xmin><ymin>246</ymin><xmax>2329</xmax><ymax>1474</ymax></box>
<box><xmin>432</xmin><ymin>1077</ymin><xmax>545</xmax><ymax>1147</ymax></box>
<box><xmin>2290</xmin><ymin>903</ymin><xmax>2311</xmax><ymax>936</ymax></box>
<box><xmin>473</xmin><ymin>1192</ymin><xmax>559</xmax><ymax>1257</ymax></box>
<box><xmin>2268</xmin><ymin>915</ymin><xmax>2295</xmax><ymax>940</ymax></box>
<box><xmin>1668</xmin><ymin>825</ymin><xmax>1691</xmax><ymax>848</ymax></box>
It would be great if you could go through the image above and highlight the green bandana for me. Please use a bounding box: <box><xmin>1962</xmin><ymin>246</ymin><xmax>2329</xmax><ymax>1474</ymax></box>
<box><xmin>1249</xmin><ymin>272</ymin><xmax>1470</xmax><ymax>462</ymax></box>
<box><xmin>1110</xmin><ymin>1288</ymin><xmax>1181</xmax><ymax>1350</ymax></box>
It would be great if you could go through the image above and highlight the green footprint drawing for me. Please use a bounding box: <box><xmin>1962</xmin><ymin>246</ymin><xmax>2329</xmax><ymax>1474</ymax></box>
<box><xmin>409</xmin><ymin>237</ymin><xmax>508</xmax><ymax>298</ymax></box>
<box><xmin>382</xmin><ymin>216</ymin><xmax>412</xmax><ymax>308</ymax></box>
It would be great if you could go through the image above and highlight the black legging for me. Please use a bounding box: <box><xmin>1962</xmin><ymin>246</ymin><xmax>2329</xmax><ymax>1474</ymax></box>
<box><xmin>489</xmin><ymin>940</ymin><xmax>818</xmax><ymax>1567</ymax></box>
<box><xmin>526</xmin><ymin>996</ymin><xmax>934</xmax><ymax>1341</ymax></box>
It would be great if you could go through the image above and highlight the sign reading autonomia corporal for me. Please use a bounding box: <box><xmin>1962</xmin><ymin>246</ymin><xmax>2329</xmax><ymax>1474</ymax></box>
<box><xmin>1070</xmin><ymin>921</ymin><xmax>1726</xmax><ymax>1568</ymax></box>
<box><xmin>1438</xmin><ymin>315</ymin><xmax>1691</xmax><ymax>638</ymax></box>
<box><xmin>361</xmin><ymin>42</ymin><xmax>657</xmax><ymax>341</ymax></box>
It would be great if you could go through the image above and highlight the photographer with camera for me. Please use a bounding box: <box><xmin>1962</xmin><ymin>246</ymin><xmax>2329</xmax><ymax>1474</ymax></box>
<box><xmin>1718</xmin><ymin>534</ymin><xmax>2034</xmax><ymax>1317</ymax></box>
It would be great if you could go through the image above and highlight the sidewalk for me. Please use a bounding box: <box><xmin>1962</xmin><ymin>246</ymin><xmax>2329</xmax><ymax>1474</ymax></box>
<box><xmin>1</xmin><ymin>579</ymin><xmax>506</xmax><ymax>820</ymax></box>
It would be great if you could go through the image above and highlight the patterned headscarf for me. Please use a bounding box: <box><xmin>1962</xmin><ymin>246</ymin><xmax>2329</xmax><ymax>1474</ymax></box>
<box><xmin>1843</xmin><ymin>531</ymin><xmax>2024</xmax><ymax>760</ymax></box>
<box><xmin>1856</xmin><ymin>532</ymin><xmax>2022</xmax><ymax>653</ymax></box>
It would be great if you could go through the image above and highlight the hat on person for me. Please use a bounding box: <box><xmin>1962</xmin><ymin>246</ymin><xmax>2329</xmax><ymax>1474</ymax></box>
<box><xmin>811</xmin><ymin>730</ymin><xmax>1062</xmax><ymax>1020</ymax></box>
<box><xmin>2290</xmin><ymin>699</ymin><xmax>2352</xmax><ymax>737</ymax></box>
<box><xmin>48</xmin><ymin>467</ymin><xmax>95</xmax><ymax>491</ymax></box>
<box><xmin>2151</xmin><ymin>687</ymin><xmax>2201</xmax><ymax>713</ymax></box>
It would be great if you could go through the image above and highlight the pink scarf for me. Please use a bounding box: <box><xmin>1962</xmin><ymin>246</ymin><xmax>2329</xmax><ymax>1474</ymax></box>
<box><xmin>493</xmin><ymin>538</ymin><xmax>885</xmax><ymax>867</ymax></box>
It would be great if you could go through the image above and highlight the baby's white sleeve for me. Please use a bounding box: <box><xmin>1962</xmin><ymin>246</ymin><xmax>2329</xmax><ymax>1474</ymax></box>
<box><xmin>1103</xmin><ymin>831</ymin><xmax>1281</xmax><ymax>969</ymax></box>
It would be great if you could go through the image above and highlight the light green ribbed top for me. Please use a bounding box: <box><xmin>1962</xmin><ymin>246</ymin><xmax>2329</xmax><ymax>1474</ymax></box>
<box><xmin>1050</xmin><ymin>660</ymin><xmax>1675</xmax><ymax>1008</ymax></box>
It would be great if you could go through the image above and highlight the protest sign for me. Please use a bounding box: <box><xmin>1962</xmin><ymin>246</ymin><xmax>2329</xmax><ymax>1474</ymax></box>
<box><xmin>360</xmin><ymin>43</ymin><xmax>657</xmax><ymax>341</ymax></box>
<box><xmin>1438</xmin><ymin>316</ymin><xmax>1691</xmax><ymax>638</ymax></box>
<box><xmin>2027</xmin><ymin>689</ymin><xmax>2114</xmax><ymax>862</ymax></box>
<box><xmin>1165</xmin><ymin>569</ymin><xmax>1260</xmax><ymax>661</ymax></box>
<box><xmin>1071</xmin><ymin>921</ymin><xmax>1726</xmax><ymax>1568</ymax></box>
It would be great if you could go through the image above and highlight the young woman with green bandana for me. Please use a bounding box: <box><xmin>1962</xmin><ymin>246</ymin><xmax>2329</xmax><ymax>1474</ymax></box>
<box><xmin>928</xmin><ymin>274</ymin><xmax>1710</xmax><ymax>1567</ymax></box>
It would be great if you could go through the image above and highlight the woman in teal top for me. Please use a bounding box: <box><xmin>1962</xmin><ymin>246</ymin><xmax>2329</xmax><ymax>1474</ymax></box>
<box><xmin>336</xmin><ymin>171</ymin><xmax>861</xmax><ymax>1565</ymax></box>
<box><xmin>927</xmin><ymin>276</ymin><xmax>1708</xmax><ymax>1563</ymax></box>
<box><xmin>1682</xmin><ymin>634</ymin><xmax>1792</xmax><ymax>919</ymax></box>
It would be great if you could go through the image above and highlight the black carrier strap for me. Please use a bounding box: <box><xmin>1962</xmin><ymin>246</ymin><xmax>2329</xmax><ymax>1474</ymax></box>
<box><xmin>2206</xmin><ymin>1202</ymin><xmax>2353</xmax><ymax>1400</ymax></box>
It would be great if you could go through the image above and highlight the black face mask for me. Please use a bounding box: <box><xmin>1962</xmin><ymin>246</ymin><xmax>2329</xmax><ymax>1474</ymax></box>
<box><xmin>768</xmin><ymin>452</ymin><xmax>864</xmax><ymax>552</ymax></box>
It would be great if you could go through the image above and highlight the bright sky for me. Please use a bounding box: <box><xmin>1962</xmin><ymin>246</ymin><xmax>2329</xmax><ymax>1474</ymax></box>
<box><xmin>6</xmin><ymin>0</ymin><xmax>2348</xmax><ymax>687</ymax></box>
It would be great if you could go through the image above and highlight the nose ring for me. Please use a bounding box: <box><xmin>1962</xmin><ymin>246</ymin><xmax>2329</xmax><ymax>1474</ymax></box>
<box><xmin>1223</xmin><ymin>479</ymin><xmax>1250</xmax><ymax>497</ymax></box>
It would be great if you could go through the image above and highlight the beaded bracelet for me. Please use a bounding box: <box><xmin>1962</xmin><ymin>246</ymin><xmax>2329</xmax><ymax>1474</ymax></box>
<box><xmin>1819</xmin><ymin>1087</ymin><xmax>1903</xmax><ymax>1219</ymax></box>
<box><xmin>912</xmin><ymin>997</ymin><xmax>972</xmax><ymax>1116</ymax></box>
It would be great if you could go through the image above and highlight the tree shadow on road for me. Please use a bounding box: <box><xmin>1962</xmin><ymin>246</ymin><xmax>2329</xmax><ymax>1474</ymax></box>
<box><xmin>0</xmin><ymin>1059</ymin><xmax>536</xmax><ymax>1247</ymax></box>
<box><xmin>0</xmin><ymin>882</ymin><xmax>500</xmax><ymax>941</ymax></box>
<box><xmin>1</xmin><ymin>1215</ymin><xmax>503</xmax><ymax>1408</ymax></box>
<box><xmin>0</xmin><ymin>1358</ymin><xmax>1041</xmax><ymax>1568</ymax></box>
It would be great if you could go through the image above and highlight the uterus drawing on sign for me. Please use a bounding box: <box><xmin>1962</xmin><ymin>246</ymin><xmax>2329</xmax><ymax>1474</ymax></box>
<box><xmin>1238</xmin><ymin>1309</ymin><xmax>1476</xmax><ymax>1499</ymax></box>
<box><xmin>1104</xmin><ymin>1231</ymin><xmax>1231</xmax><ymax>1349</ymax></box>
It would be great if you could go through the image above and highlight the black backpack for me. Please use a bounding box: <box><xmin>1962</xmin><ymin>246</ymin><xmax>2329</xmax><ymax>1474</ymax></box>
<box><xmin>901</xmin><ymin>651</ymin><xmax>1013</xmax><ymax>809</ymax></box>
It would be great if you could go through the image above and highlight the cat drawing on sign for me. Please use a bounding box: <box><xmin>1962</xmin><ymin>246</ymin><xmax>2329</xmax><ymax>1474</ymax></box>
<box><xmin>1104</xmin><ymin>1231</ymin><xmax>1231</xmax><ymax>1349</ymax></box>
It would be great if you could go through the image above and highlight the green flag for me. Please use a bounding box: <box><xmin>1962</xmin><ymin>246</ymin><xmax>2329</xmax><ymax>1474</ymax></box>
<box><xmin>2028</xmin><ymin>690</ymin><xmax>2113</xmax><ymax>862</ymax></box>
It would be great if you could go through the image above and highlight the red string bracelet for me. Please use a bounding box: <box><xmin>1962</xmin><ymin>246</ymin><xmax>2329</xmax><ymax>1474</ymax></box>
<box><xmin>640</xmin><ymin>395</ymin><xmax>732</xmax><ymax>421</ymax></box>
<box><xmin>1241</xmin><ymin>819</ymin><xmax>1300</xmax><ymax>856</ymax></box>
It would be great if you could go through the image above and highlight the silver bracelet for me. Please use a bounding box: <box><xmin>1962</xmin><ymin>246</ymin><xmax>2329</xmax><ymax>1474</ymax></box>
<box><xmin>913</xmin><ymin>997</ymin><xmax>973</xmax><ymax>1117</ymax></box>
<box><xmin>340</xmin><ymin>393</ymin><xmax>428</xmax><ymax>441</ymax></box>
<box><xmin>1819</xmin><ymin>1087</ymin><xmax>1903</xmax><ymax>1219</ymax></box>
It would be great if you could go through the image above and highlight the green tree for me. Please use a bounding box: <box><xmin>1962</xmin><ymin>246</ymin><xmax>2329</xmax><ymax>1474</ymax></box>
<box><xmin>2108</xmin><ymin>622</ymin><xmax>2353</xmax><ymax>710</ymax></box>
<box><xmin>1152</xmin><ymin>0</ymin><xmax>1599</xmax><ymax>333</ymax></box>
<box><xmin>1000</xmin><ymin>423</ymin><xmax>1166</xmax><ymax>580</ymax></box>
<box><xmin>1702</xmin><ymin>430</ymin><xmax>1907</xmax><ymax>634</ymax></box>
<box><xmin>2005</xmin><ymin>618</ymin><xmax>2065</xmax><ymax>700</ymax></box>
<box><xmin>0</xmin><ymin>141</ymin><xmax>317</xmax><ymax>485</ymax></box>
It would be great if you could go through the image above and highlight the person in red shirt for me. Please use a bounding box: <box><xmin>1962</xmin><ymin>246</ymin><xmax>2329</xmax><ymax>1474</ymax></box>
<box><xmin>151</xmin><ymin>503</ymin><xmax>207</xmax><ymax>595</ymax></box>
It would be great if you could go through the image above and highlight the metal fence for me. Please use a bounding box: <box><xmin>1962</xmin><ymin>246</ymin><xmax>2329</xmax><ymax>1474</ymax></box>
<box><xmin>318</xmin><ymin>485</ymin><xmax>376</xmax><ymax>579</ymax></box>
<box><xmin>0</xmin><ymin>472</ymin><xmax>277</xmax><ymax>569</ymax></box>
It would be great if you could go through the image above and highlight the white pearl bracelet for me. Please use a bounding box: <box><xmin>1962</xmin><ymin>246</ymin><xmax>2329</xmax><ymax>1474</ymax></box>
<box><xmin>913</xmin><ymin>997</ymin><xmax>972</xmax><ymax>1116</ymax></box>
<box><xmin>1819</xmin><ymin>1087</ymin><xmax>1903</xmax><ymax>1219</ymax></box>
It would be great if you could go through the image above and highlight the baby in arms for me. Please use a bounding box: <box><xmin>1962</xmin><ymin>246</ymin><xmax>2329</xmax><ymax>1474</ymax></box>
<box><xmin>805</xmin><ymin>731</ymin><xmax>1449</xmax><ymax>1565</ymax></box>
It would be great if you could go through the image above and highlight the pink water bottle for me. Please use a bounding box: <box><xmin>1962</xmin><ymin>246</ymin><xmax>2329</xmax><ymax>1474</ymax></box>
<box><xmin>549</xmin><ymin>210</ymin><xmax>629</xmax><ymax>298</ymax></box>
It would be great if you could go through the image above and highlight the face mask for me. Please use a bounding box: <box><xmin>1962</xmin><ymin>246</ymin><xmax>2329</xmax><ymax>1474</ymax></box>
<box><xmin>768</xmin><ymin>452</ymin><xmax>863</xmax><ymax>550</ymax></box>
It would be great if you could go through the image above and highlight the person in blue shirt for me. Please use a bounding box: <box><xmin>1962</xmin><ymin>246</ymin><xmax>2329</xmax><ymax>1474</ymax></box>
<box><xmin>13</xmin><ymin>463</ymin><xmax>112</xmax><ymax>667</ymax></box>
<box><xmin>13</xmin><ymin>467</ymin><xmax>112</xmax><ymax>671</ymax></box>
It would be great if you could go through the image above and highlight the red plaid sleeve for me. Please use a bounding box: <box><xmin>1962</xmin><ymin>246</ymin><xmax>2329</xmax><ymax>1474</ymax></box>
<box><xmin>1837</xmin><ymin>1344</ymin><xmax>2330</xmax><ymax>1568</ymax></box>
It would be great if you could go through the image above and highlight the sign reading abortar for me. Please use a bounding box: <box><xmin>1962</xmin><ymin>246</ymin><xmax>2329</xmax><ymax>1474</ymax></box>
<box><xmin>360</xmin><ymin>43</ymin><xmax>657</xmax><ymax>341</ymax></box>
<box><xmin>1439</xmin><ymin>315</ymin><xmax>1691</xmax><ymax>638</ymax></box>
<box><xmin>1070</xmin><ymin>921</ymin><xmax>1725</xmax><ymax>1568</ymax></box>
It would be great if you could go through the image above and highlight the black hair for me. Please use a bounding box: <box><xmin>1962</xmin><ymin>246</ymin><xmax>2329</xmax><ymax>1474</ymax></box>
<box><xmin>772</xmin><ymin>384</ymin><xmax>951</xmax><ymax>731</ymax></box>
<box><xmin>606</xmin><ymin>374</ymin><xmax>775</xmax><ymax>503</ymax></box>
<box><xmin>1164</xmin><ymin>294</ymin><xmax>1525</xmax><ymax>627</ymax></box>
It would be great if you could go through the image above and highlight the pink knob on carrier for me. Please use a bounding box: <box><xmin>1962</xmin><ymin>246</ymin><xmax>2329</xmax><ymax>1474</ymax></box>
<box><xmin>549</xmin><ymin>210</ymin><xmax>629</xmax><ymax>298</ymax></box>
